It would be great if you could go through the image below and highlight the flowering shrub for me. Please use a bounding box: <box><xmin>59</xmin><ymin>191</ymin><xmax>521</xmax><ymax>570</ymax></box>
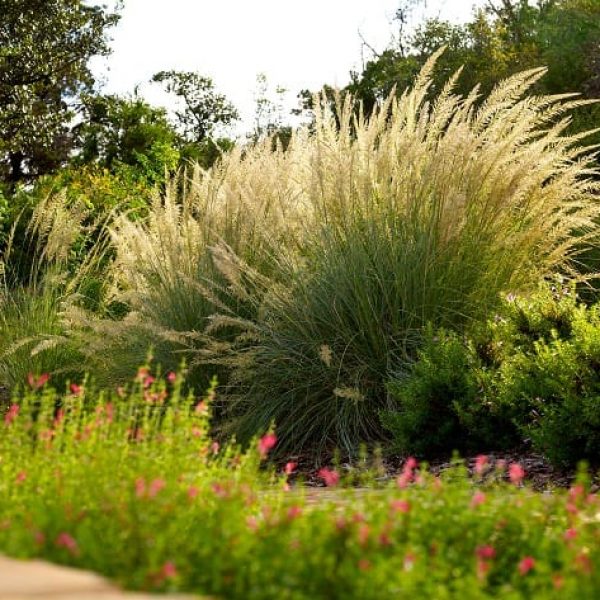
<box><xmin>1</xmin><ymin>373</ymin><xmax>600</xmax><ymax>598</ymax></box>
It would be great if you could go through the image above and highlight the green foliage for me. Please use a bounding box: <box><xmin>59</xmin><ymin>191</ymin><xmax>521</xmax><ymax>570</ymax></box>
<box><xmin>0</xmin><ymin>0</ymin><xmax>121</xmax><ymax>184</ymax></box>
<box><xmin>385</xmin><ymin>285</ymin><xmax>600</xmax><ymax>467</ymax></box>
<box><xmin>152</xmin><ymin>70</ymin><xmax>239</xmax><ymax>143</ymax></box>
<box><xmin>75</xmin><ymin>94</ymin><xmax>180</xmax><ymax>186</ymax></box>
<box><xmin>383</xmin><ymin>329</ymin><xmax>516</xmax><ymax>457</ymax></box>
<box><xmin>2</xmin><ymin>376</ymin><xmax>600</xmax><ymax>598</ymax></box>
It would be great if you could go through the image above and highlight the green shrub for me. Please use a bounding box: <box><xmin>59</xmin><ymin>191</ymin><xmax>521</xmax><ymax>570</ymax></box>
<box><xmin>213</xmin><ymin>53</ymin><xmax>600</xmax><ymax>456</ymax></box>
<box><xmin>382</xmin><ymin>329</ymin><xmax>516</xmax><ymax>457</ymax></box>
<box><xmin>384</xmin><ymin>286</ymin><xmax>600</xmax><ymax>467</ymax></box>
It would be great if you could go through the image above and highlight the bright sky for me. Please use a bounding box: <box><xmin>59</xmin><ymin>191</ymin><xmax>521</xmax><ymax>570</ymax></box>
<box><xmin>93</xmin><ymin>0</ymin><xmax>485</xmax><ymax>136</ymax></box>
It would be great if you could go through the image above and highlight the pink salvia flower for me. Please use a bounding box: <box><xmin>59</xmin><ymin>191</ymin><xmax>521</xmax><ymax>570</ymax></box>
<box><xmin>405</xmin><ymin>457</ymin><xmax>418</xmax><ymax>470</ymax></box>
<box><xmin>564</xmin><ymin>528</ymin><xmax>578</xmax><ymax>541</ymax></box>
<box><xmin>135</xmin><ymin>478</ymin><xmax>146</xmax><ymax>498</ymax></box>
<box><xmin>474</xmin><ymin>455</ymin><xmax>489</xmax><ymax>476</ymax></box>
<box><xmin>70</xmin><ymin>383</ymin><xmax>83</xmax><ymax>396</ymax></box>
<box><xmin>476</xmin><ymin>545</ymin><xmax>496</xmax><ymax>560</ymax></box>
<box><xmin>148</xmin><ymin>478</ymin><xmax>166</xmax><ymax>498</ymax></box>
<box><xmin>4</xmin><ymin>404</ymin><xmax>19</xmax><ymax>426</ymax></box>
<box><xmin>317</xmin><ymin>468</ymin><xmax>339</xmax><ymax>487</ymax></box>
<box><xmin>167</xmin><ymin>371</ymin><xmax>177</xmax><ymax>384</ymax></box>
<box><xmin>284</xmin><ymin>462</ymin><xmax>298</xmax><ymax>475</ymax></box>
<box><xmin>471</xmin><ymin>491</ymin><xmax>487</xmax><ymax>508</ymax></box>
<box><xmin>56</xmin><ymin>532</ymin><xmax>79</xmax><ymax>556</ymax></box>
<box><xmin>162</xmin><ymin>561</ymin><xmax>178</xmax><ymax>579</ymax></box>
<box><xmin>518</xmin><ymin>556</ymin><xmax>536</xmax><ymax>575</ymax></box>
<box><xmin>28</xmin><ymin>373</ymin><xmax>49</xmax><ymax>390</ymax></box>
<box><xmin>509</xmin><ymin>463</ymin><xmax>525</xmax><ymax>485</ymax></box>
<box><xmin>391</xmin><ymin>499</ymin><xmax>411</xmax><ymax>514</ymax></box>
<box><xmin>258</xmin><ymin>433</ymin><xmax>277</xmax><ymax>458</ymax></box>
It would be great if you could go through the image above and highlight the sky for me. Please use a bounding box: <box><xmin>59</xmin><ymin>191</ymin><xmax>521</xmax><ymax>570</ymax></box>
<box><xmin>93</xmin><ymin>0</ymin><xmax>485</xmax><ymax>136</ymax></box>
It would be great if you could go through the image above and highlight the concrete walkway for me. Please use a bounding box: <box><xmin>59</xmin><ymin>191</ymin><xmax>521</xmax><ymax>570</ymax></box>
<box><xmin>0</xmin><ymin>555</ymin><xmax>198</xmax><ymax>599</ymax></box>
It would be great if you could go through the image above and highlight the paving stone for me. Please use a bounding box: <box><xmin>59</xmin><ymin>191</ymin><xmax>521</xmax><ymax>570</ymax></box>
<box><xmin>0</xmin><ymin>555</ymin><xmax>200</xmax><ymax>599</ymax></box>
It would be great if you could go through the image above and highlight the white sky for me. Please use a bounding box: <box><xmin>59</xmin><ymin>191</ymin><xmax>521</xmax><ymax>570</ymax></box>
<box><xmin>93</xmin><ymin>0</ymin><xmax>485</xmax><ymax>136</ymax></box>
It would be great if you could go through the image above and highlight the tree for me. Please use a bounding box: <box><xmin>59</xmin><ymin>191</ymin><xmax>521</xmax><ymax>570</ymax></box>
<box><xmin>152</xmin><ymin>70</ymin><xmax>239</xmax><ymax>144</ymax></box>
<box><xmin>74</xmin><ymin>93</ymin><xmax>180</xmax><ymax>186</ymax></box>
<box><xmin>0</xmin><ymin>0</ymin><xmax>121</xmax><ymax>186</ymax></box>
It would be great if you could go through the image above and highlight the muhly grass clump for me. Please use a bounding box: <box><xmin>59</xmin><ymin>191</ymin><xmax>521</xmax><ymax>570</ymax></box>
<box><xmin>2</xmin><ymin>373</ymin><xmax>600</xmax><ymax>598</ymax></box>
<box><xmin>206</xmin><ymin>52</ymin><xmax>600</xmax><ymax>455</ymax></box>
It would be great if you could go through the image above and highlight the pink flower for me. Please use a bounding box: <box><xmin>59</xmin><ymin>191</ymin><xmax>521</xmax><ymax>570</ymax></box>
<box><xmin>287</xmin><ymin>505</ymin><xmax>302</xmax><ymax>520</ymax></box>
<box><xmin>518</xmin><ymin>556</ymin><xmax>535</xmax><ymax>575</ymax></box>
<box><xmin>509</xmin><ymin>463</ymin><xmax>525</xmax><ymax>485</ymax></box>
<box><xmin>70</xmin><ymin>383</ymin><xmax>83</xmax><ymax>396</ymax></box>
<box><xmin>404</xmin><ymin>552</ymin><xmax>416</xmax><ymax>571</ymax></box>
<box><xmin>474</xmin><ymin>455</ymin><xmax>489</xmax><ymax>476</ymax></box>
<box><xmin>27</xmin><ymin>373</ymin><xmax>49</xmax><ymax>390</ymax></box>
<box><xmin>211</xmin><ymin>441</ymin><xmax>220</xmax><ymax>454</ymax></box>
<box><xmin>284</xmin><ymin>462</ymin><xmax>298</xmax><ymax>475</ymax></box>
<box><xmin>476</xmin><ymin>545</ymin><xmax>496</xmax><ymax>560</ymax></box>
<box><xmin>188</xmin><ymin>486</ymin><xmax>199</xmax><ymax>500</ymax></box>
<box><xmin>396</xmin><ymin>457</ymin><xmax>418</xmax><ymax>489</ymax></box>
<box><xmin>162</xmin><ymin>561</ymin><xmax>178</xmax><ymax>579</ymax></box>
<box><xmin>15</xmin><ymin>471</ymin><xmax>27</xmax><ymax>484</ymax></box>
<box><xmin>391</xmin><ymin>499</ymin><xmax>411</xmax><ymax>514</ymax></box>
<box><xmin>358</xmin><ymin>558</ymin><xmax>371</xmax><ymax>571</ymax></box>
<box><xmin>405</xmin><ymin>457</ymin><xmax>418</xmax><ymax>470</ymax></box>
<box><xmin>195</xmin><ymin>400</ymin><xmax>208</xmax><ymax>414</ymax></box>
<box><xmin>258</xmin><ymin>433</ymin><xmax>277</xmax><ymax>458</ymax></box>
<box><xmin>246</xmin><ymin>515</ymin><xmax>259</xmax><ymax>531</ymax></box>
<box><xmin>564</xmin><ymin>528</ymin><xmax>578</xmax><ymax>541</ymax></box>
<box><xmin>148</xmin><ymin>478</ymin><xmax>166</xmax><ymax>498</ymax></box>
<box><xmin>56</xmin><ymin>532</ymin><xmax>79</xmax><ymax>556</ymax></box>
<box><xmin>358</xmin><ymin>524</ymin><xmax>370</xmax><ymax>546</ymax></box>
<box><xmin>317</xmin><ymin>468</ymin><xmax>339</xmax><ymax>487</ymax></box>
<box><xmin>167</xmin><ymin>371</ymin><xmax>177</xmax><ymax>384</ymax></box>
<box><xmin>4</xmin><ymin>404</ymin><xmax>19</xmax><ymax>426</ymax></box>
<box><xmin>471</xmin><ymin>491</ymin><xmax>486</xmax><ymax>508</ymax></box>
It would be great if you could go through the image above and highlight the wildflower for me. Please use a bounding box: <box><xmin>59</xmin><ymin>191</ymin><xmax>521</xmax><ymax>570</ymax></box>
<box><xmin>391</xmin><ymin>499</ymin><xmax>411</xmax><ymax>514</ymax></box>
<box><xmin>471</xmin><ymin>491</ymin><xmax>486</xmax><ymax>508</ymax></box>
<box><xmin>55</xmin><ymin>532</ymin><xmax>79</xmax><ymax>556</ymax></box>
<box><xmin>379</xmin><ymin>531</ymin><xmax>392</xmax><ymax>547</ymax></box>
<box><xmin>358</xmin><ymin>524</ymin><xmax>370</xmax><ymax>546</ymax></box>
<box><xmin>15</xmin><ymin>471</ymin><xmax>27</xmax><ymax>484</ymax></box>
<box><xmin>576</xmin><ymin>552</ymin><xmax>592</xmax><ymax>575</ymax></box>
<box><xmin>564</xmin><ymin>528</ymin><xmax>578</xmax><ymax>541</ymax></box>
<box><xmin>195</xmin><ymin>400</ymin><xmax>208</xmax><ymax>414</ymax></box>
<box><xmin>287</xmin><ymin>506</ymin><xmax>302</xmax><ymax>520</ymax></box>
<box><xmin>318</xmin><ymin>468</ymin><xmax>339</xmax><ymax>487</ymax></box>
<box><xmin>477</xmin><ymin>559</ymin><xmax>491</xmax><ymax>580</ymax></box>
<box><xmin>211</xmin><ymin>482</ymin><xmax>229</xmax><ymax>498</ymax></box>
<box><xmin>162</xmin><ymin>561</ymin><xmax>178</xmax><ymax>579</ymax></box>
<box><xmin>397</xmin><ymin>457</ymin><xmax>418</xmax><ymax>488</ymax></box>
<box><xmin>476</xmin><ymin>545</ymin><xmax>496</xmax><ymax>560</ymax></box>
<box><xmin>69</xmin><ymin>383</ymin><xmax>83</xmax><ymax>396</ymax></box>
<box><xmin>552</xmin><ymin>574</ymin><xmax>564</xmax><ymax>590</ymax></box>
<box><xmin>509</xmin><ymin>463</ymin><xmax>525</xmax><ymax>485</ymax></box>
<box><xmin>188</xmin><ymin>486</ymin><xmax>199</xmax><ymax>500</ymax></box>
<box><xmin>167</xmin><ymin>371</ymin><xmax>177</xmax><ymax>384</ymax></box>
<box><xmin>4</xmin><ymin>404</ymin><xmax>19</xmax><ymax>426</ymax></box>
<box><xmin>258</xmin><ymin>433</ymin><xmax>277</xmax><ymax>458</ymax></box>
<box><xmin>246</xmin><ymin>515</ymin><xmax>259</xmax><ymax>531</ymax></box>
<box><xmin>148</xmin><ymin>478</ymin><xmax>166</xmax><ymax>498</ymax></box>
<box><xmin>358</xmin><ymin>558</ymin><xmax>371</xmax><ymax>571</ymax></box>
<box><xmin>518</xmin><ymin>556</ymin><xmax>535</xmax><ymax>575</ymax></box>
<box><xmin>27</xmin><ymin>372</ymin><xmax>49</xmax><ymax>390</ymax></box>
<box><xmin>284</xmin><ymin>461</ymin><xmax>298</xmax><ymax>475</ymax></box>
<box><xmin>474</xmin><ymin>455</ymin><xmax>489</xmax><ymax>476</ymax></box>
<box><xmin>211</xmin><ymin>441</ymin><xmax>220</xmax><ymax>455</ymax></box>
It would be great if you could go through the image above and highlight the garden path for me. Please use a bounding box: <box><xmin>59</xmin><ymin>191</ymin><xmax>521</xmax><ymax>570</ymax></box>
<box><xmin>0</xmin><ymin>555</ymin><xmax>200</xmax><ymax>599</ymax></box>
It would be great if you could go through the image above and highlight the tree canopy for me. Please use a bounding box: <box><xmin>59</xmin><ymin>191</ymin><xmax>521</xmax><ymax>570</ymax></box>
<box><xmin>0</xmin><ymin>0</ymin><xmax>121</xmax><ymax>186</ymax></box>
